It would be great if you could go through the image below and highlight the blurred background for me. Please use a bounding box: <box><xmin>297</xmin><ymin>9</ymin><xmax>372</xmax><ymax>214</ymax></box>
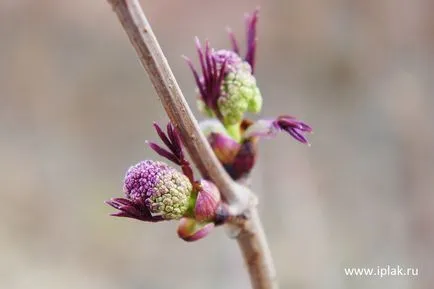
<box><xmin>1</xmin><ymin>0</ymin><xmax>433</xmax><ymax>288</ymax></box>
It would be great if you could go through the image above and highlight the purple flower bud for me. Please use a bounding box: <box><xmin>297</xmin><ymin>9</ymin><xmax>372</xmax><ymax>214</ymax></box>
<box><xmin>207</xmin><ymin>132</ymin><xmax>241</xmax><ymax>167</ymax></box>
<box><xmin>201</xmin><ymin>119</ymin><xmax>258</xmax><ymax>180</ymax></box>
<box><xmin>185</xmin><ymin>9</ymin><xmax>262</xmax><ymax>124</ymax></box>
<box><xmin>194</xmin><ymin>180</ymin><xmax>222</xmax><ymax>223</ymax></box>
<box><xmin>106</xmin><ymin>160</ymin><xmax>193</xmax><ymax>222</ymax></box>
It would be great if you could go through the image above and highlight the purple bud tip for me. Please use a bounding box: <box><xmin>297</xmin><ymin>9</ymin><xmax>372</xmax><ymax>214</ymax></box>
<box><xmin>226</xmin><ymin>27</ymin><xmax>240</xmax><ymax>54</ymax></box>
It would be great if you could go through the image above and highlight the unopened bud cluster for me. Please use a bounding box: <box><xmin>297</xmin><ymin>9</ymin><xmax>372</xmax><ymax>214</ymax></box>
<box><xmin>106</xmin><ymin>8</ymin><xmax>313</xmax><ymax>243</ymax></box>
<box><xmin>123</xmin><ymin>160</ymin><xmax>192</xmax><ymax>220</ymax></box>
<box><xmin>107</xmin><ymin>159</ymin><xmax>229</xmax><ymax>241</ymax></box>
<box><xmin>186</xmin><ymin>8</ymin><xmax>312</xmax><ymax>179</ymax></box>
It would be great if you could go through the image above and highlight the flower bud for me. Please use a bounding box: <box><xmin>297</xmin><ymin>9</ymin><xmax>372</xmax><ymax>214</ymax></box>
<box><xmin>199</xmin><ymin>119</ymin><xmax>258</xmax><ymax>180</ymax></box>
<box><xmin>207</xmin><ymin>132</ymin><xmax>241</xmax><ymax>168</ymax></box>
<box><xmin>122</xmin><ymin>160</ymin><xmax>193</xmax><ymax>220</ymax></box>
<box><xmin>218</xmin><ymin>68</ymin><xmax>262</xmax><ymax>126</ymax></box>
<box><xmin>206</xmin><ymin>131</ymin><xmax>258</xmax><ymax>180</ymax></box>
<box><xmin>190</xmin><ymin>45</ymin><xmax>263</xmax><ymax>125</ymax></box>
<box><xmin>194</xmin><ymin>180</ymin><xmax>222</xmax><ymax>222</ymax></box>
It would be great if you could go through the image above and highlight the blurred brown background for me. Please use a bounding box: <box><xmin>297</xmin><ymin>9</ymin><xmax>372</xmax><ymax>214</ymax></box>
<box><xmin>1</xmin><ymin>0</ymin><xmax>433</xmax><ymax>288</ymax></box>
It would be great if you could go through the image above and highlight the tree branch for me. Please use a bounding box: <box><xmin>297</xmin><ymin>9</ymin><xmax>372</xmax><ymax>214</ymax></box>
<box><xmin>106</xmin><ymin>1</ymin><xmax>278</xmax><ymax>288</ymax></box>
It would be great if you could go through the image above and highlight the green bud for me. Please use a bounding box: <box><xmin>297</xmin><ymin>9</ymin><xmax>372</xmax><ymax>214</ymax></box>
<box><xmin>218</xmin><ymin>70</ymin><xmax>262</xmax><ymax>126</ymax></box>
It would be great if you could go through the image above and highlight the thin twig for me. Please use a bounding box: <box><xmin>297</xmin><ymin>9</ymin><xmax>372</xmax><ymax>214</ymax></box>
<box><xmin>106</xmin><ymin>1</ymin><xmax>278</xmax><ymax>288</ymax></box>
